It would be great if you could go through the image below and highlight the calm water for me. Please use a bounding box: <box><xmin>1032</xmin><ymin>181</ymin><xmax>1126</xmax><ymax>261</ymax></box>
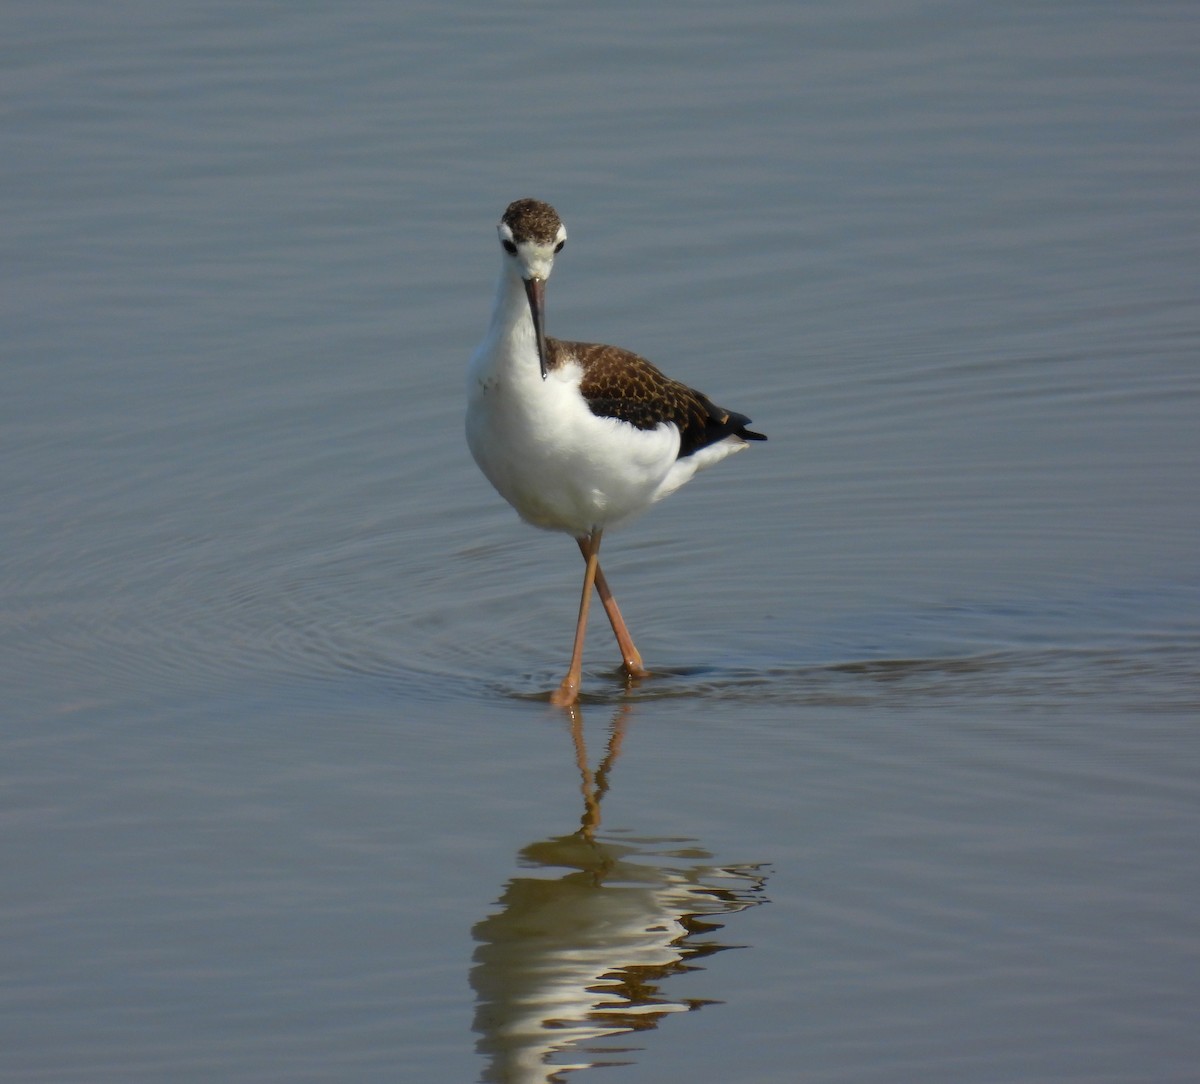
<box><xmin>4</xmin><ymin>1</ymin><xmax>1198</xmax><ymax>1081</ymax></box>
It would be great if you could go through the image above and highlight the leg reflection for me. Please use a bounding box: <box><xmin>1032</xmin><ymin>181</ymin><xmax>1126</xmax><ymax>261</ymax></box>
<box><xmin>470</xmin><ymin>703</ymin><xmax>770</xmax><ymax>1081</ymax></box>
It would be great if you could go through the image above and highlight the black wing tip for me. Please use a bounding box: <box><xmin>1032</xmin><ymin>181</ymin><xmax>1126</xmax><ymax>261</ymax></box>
<box><xmin>722</xmin><ymin>408</ymin><xmax>766</xmax><ymax>442</ymax></box>
<box><xmin>677</xmin><ymin>405</ymin><xmax>767</xmax><ymax>457</ymax></box>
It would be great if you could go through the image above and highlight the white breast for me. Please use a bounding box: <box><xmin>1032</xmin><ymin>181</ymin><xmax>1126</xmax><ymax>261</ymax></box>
<box><xmin>467</xmin><ymin>351</ymin><xmax>682</xmax><ymax>535</ymax></box>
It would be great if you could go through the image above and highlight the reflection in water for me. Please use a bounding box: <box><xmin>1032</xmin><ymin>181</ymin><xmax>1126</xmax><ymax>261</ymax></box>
<box><xmin>471</xmin><ymin>707</ymin><xmax>769</xmax><ymax>1082</ymax></box>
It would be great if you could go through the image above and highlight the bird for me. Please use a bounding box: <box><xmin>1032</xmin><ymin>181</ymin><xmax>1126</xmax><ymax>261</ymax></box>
<box><xmin>466</xmin><ymin>198</ymin><xmax>765</xmax><ymax>707</ymax></box>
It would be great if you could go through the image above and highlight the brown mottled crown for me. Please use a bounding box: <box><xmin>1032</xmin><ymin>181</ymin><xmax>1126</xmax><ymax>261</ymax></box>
<box><xmin>501</xmin><ymin>199</ymin><xmax>564</xmax><ymax>244</ymax></box>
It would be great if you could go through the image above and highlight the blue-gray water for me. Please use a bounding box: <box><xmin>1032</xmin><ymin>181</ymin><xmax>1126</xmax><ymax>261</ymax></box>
<box><xmin>3</xmin><ymin>2</ymin><xmax>1198</xmax><ymax>1081</ymax></box>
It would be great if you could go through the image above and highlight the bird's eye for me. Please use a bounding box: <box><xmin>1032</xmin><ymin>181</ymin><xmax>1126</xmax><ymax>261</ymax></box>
<box><xmin>501</xmin><ymin>240</ymin><xmax>518</xmax><ymax>255</ymax></box>
<box><xmin>554</xmin><ymin>240</ymin><xmax>565</xmax><ymax>253</ymax></box>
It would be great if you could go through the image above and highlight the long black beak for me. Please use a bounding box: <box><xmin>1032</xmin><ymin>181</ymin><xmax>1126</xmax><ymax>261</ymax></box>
<box><xmin>523</xmin><ymin>277</ymin><xmax>549</xmax><ymax>379</ymax></box>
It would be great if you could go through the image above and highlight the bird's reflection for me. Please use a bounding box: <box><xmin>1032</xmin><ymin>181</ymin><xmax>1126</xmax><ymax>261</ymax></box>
<box><xmin>471</xmin><ymin>705</ymin><xmax>769</xmax><ymax>1083</ymax></box>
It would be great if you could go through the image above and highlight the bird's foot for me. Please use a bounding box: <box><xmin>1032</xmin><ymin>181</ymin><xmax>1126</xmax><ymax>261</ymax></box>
<box><xmin>549</xmin><ymin>678</ymin><xmax>580</xmax><ymax>708</ymax></box>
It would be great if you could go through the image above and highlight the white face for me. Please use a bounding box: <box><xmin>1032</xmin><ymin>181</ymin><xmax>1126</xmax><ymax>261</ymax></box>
<box><xmin>497</xmin><ymin>221</ymin><xmax>567</xmax><ymax>283</ymax></box>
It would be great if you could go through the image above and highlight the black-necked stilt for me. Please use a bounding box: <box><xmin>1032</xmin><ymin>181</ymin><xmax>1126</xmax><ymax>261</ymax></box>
<box><xmin>466</xmin><ymin>199</ymin><xmax>765</xmax><ymax>706</ymax></box>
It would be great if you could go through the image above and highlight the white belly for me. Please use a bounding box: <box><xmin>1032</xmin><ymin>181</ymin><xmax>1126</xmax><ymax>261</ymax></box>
<box><xmin>466</xmin><ymin>356</ymin><xmax>682</xmax><ymax>535</ymax></box>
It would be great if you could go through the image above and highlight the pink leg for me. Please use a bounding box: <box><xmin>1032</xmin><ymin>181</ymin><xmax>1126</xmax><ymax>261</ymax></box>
<box><xmin>575</xmin><ymin>537</ymin><xmax>648</xmax><ymax>678</ymax></box>
<box><xmin>551</xmin><ymin>530</ymin><xmax>603</xmax><ymax>707</ymax></box>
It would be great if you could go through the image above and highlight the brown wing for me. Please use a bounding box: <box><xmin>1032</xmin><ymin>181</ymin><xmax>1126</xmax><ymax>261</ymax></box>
<box><xmin>549</xmin><ymin>338</ymin><xmax>766</xmax><ymax>458</ymax></box>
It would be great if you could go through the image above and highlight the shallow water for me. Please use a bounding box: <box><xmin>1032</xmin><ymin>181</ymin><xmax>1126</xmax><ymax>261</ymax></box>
<box><xmin>4</xmin><ymin>1</ymin><xmax>1199</xmax><ymax>1081</ymax></box>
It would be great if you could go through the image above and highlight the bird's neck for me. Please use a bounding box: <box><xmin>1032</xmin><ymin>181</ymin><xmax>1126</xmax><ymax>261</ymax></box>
<box><xmin>481</xmin><ymin>270</ymin><xmax>541</xmax><ymax>379</ymax></box>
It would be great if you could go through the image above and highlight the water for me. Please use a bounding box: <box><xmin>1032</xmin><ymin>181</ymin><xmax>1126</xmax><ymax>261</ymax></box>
<box><xmin>3</xmin><ymin>1</ymin><xmax>1198</xmax><ymax>1081</ymax></box>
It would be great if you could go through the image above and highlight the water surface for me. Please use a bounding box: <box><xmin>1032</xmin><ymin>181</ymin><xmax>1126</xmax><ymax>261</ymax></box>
<box><xmin>3</xmin><ymin>1</ymin><xmax>1198</xmax><ymax>1081</ymax></box>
